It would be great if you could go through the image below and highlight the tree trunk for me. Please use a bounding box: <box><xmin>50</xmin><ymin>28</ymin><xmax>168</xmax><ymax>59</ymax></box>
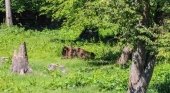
<box><xmin>11</xmin><ymin>42</ymin><xmax>32</xmax><ymax>74</ymax></box>
<box><xmin>128</xmin><ymin>42</ymin><xmax>156</xmax><ymax>93</ymax></box>
<box><xmin>128</xmin><ymin>0</ymin><xmax>156</xmax><ymax>93</ymax></box>
<box><xmin>5</xmin><ymin>0</ymin><xmax>13</xmax><ymax>26</ymax></box>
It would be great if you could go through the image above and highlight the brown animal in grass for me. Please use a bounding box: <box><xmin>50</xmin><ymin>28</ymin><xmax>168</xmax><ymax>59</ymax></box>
<box><xmin>62</xmin><ymin>46</ymin><xmax>76</xmax><ymax>58</ymax></box>
<box><xmin>76</xmin><ymin>48</ymin><xmax>95</xmax><ymax>59</ymax></box>
<box><xmin>62</xmin><ymin>46</ymin><xmax>95</xmax><ymax>59</ymax></box>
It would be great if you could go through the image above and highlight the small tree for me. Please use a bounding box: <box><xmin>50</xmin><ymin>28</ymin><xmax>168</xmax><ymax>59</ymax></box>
<box><xmin>106</xmin><ymin>0</ymin><xmax>169</xmax><ymax>92</ymax></box>
<box><xmin>127</xmin><ymin>0</ymin><xmax>169</xmax><ymax>92</ymax></box>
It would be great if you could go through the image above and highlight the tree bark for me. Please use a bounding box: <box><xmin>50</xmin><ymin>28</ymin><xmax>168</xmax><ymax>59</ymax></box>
<box><xmin>128</xmin><ymin>42</ymin><xmax>156</xmax><ymax>93</ymax></box>
<box><xmin>11</xmin><ymin>42</ymin><xmax>32</xmax><ymax>74</ymax></box>
<box><xmin>5</xmin><ymin>0</ymin><xmax>13</xmax><ymax>26</ymax></box>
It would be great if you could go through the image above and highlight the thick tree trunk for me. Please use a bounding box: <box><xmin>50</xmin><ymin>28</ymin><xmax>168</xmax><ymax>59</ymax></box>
<box><xmin>11</xmin><ymin>42</ymin><xmax>32</xmax><ymax>74</ymax></box>
<box><xmin>5</xmin><ymin>0</ymin><xmax>13</xmax><ymax>26</ymax></box>
<box><xmin>128</xmin><ymin>42</ymin><xmax>156</xmax><ymax>93</ymax></box>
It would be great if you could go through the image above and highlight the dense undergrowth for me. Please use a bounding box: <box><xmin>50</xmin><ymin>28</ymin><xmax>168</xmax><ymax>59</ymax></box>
<box><xmin>0</xmin><ymin>25</ymin><xmax>170</xmax><ymax>93</ymax></box>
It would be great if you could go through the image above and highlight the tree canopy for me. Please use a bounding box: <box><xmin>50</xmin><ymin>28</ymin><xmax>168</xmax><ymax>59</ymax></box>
<box><xmin>0</xmin><ymin>0</ymin><xmax>169</xmax><ymax>41</ymax></box>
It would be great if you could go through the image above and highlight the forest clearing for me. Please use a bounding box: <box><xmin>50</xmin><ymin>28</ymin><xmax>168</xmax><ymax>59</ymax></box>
<box><xmin>0</xmin><ymin>0</ymin><xmax>170</xmax><ymax>93</ymax></box>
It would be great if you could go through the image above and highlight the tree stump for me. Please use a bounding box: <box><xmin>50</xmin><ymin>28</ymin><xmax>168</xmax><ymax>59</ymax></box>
<box><xmin>117</xmin><ymin>46</ymin><xmax>132</xmax><ymax>65</ymax></box>
<box><xmin>11</xmin><ymin>42</ymin><xmax>32</xmax><ymax>74</ymax></box>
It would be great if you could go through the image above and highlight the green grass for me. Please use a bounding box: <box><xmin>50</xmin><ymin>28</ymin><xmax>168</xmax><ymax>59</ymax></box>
<box><xmin>0</xmin><ymin>25</ymin><xmax>170</xmax><ymax>93</ymax></box>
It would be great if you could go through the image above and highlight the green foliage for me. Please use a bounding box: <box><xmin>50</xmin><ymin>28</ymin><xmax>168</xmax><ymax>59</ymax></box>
<box><xmin>157</xmin><ymin>32</ymin><xmax>170</xmax><ymax>63</ymax></box>
<box><xmin>41</xmin><ymin>0</ymin><xmax>126</xmax><ymax>35</ymax></box>
<box><xmin>0</xmin><ymin>0</ymin><xmax>4</xmax><ymax>12</ymax></box>
<box><xmin>149</xmin><ymin>63</ymin><xmax>170</xmax><ymax>93</ymax></box>
<box><xmin>0</xmin><ymin>0</ymin><xmax>45</xmax><ymax>12</ymax></box>
<box><xmin>155</xmin><ymin>73</ymin><xmax>170</xmax><ymax>93</ymax></box>
<box><xmin>11</xmin><ymin>0</ymin><xmax>45</xmax><ymax>13</ymax></box>
<box><xmin>0</xmin><ymin>0</ymin><xmax>169</xmax><ymax>47</ymax></box>
<box><xmin>40</xmin><ymin>0</ymin><xmax>170</xmax><ymax>47</ymax></box>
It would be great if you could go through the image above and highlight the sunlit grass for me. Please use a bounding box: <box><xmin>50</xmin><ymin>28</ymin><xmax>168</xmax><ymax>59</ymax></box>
<box><xmin>0</xmin><ymin>25</ymin><xmax>170</xmax><ymax>93</ymax></box>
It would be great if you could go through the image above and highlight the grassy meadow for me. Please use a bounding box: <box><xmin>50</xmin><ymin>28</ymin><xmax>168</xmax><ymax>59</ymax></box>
<box><xmin>0</xmin><ymin>25</ymin><xmax>170</xmax><ymax>93</ymax></box>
